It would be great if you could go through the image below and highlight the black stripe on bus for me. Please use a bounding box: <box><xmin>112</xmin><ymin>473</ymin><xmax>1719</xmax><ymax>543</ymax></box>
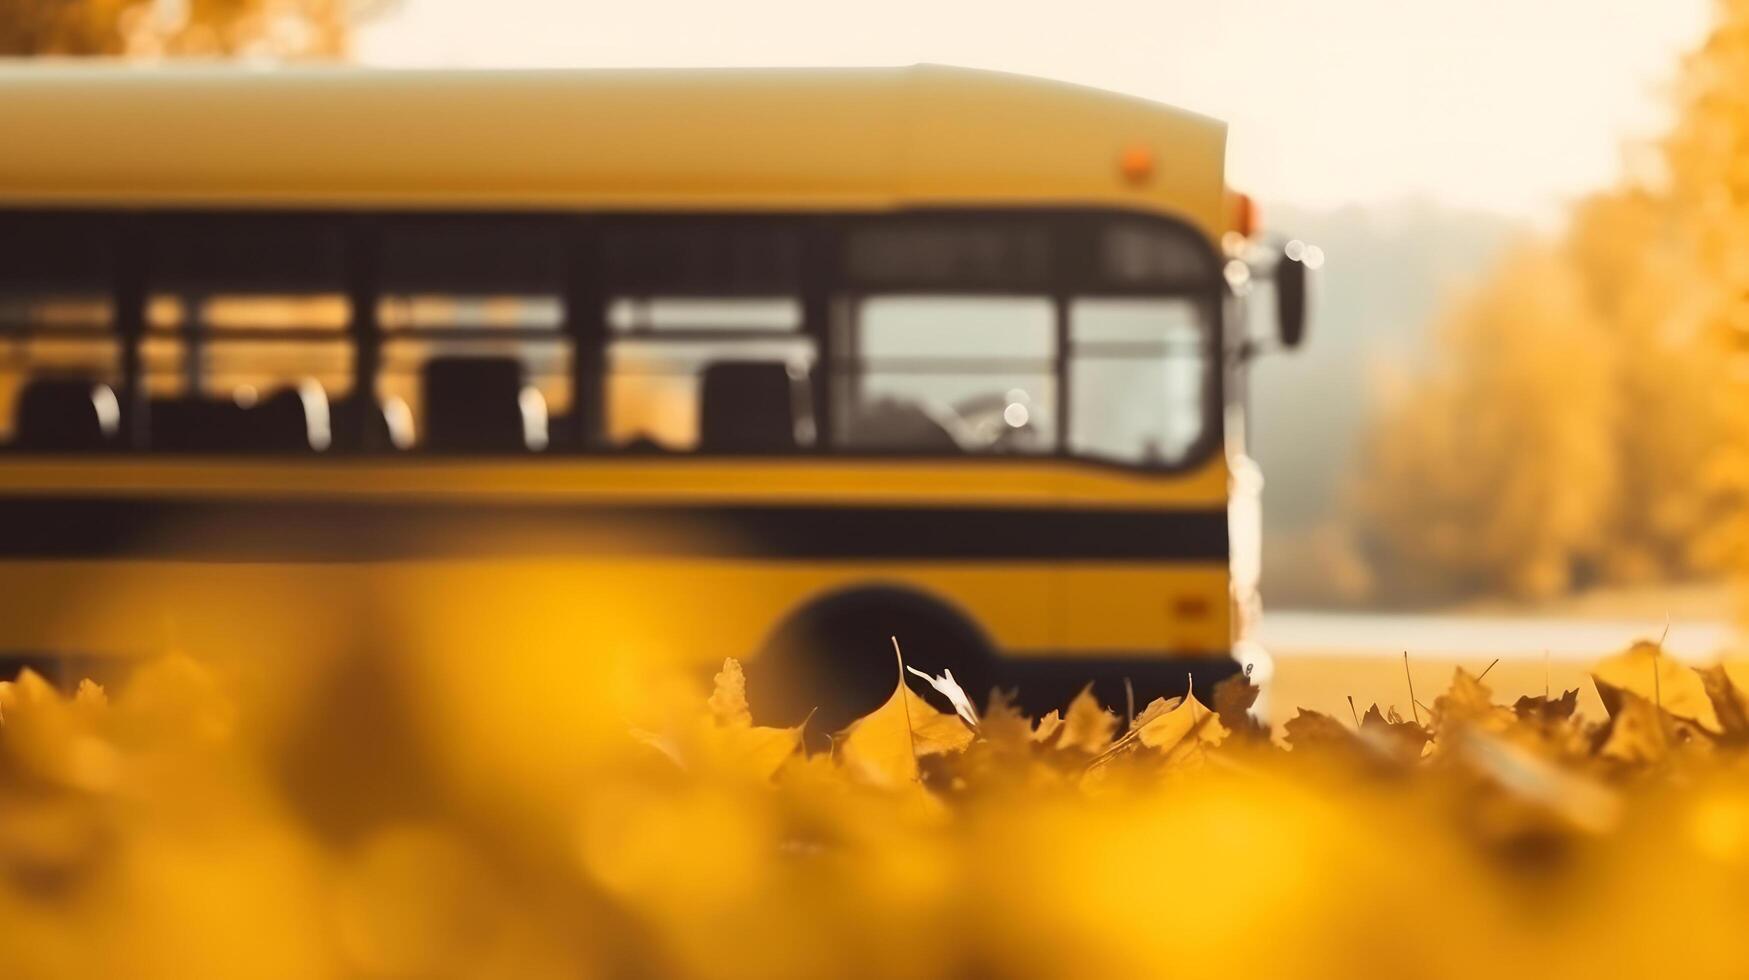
<box><xmin>0</xmin><ymin>496</ymin><xmax>1229</xmax><ymax>563</ymax></box>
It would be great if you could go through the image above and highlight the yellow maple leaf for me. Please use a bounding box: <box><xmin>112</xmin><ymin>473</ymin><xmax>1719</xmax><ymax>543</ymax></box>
<box><xmin>1597</xmin><ymin>689</ymin><xmax>1671</xmax><ymax>765</ymax></box>
<box><xmin>838</xmin><ymin>672</ymin><xmax>919</xmax><ymax>788</ymax></box>
<box><xmin>1129</xmin><ymin>695</ymin><xmax>1183</xmax><ymax>732</ymax></box>
<box><xmin>1029</xmin><ymin>710</ymin><xmax>1064</xmax><ymax>744</ymax></box>
<box><xmin>706</xmin><ymin>722</ymin><xmax>806</xmax><ymax>781</ymax></box>
<box><xmin>1431</xmin><ymin>668</ymin><xmax>1516</xmax><ymax>740</ymax></box>
<box><xmin>1593</xmin><ymin>640</ymin><xmax>1722</xmax><ymax>735</ymax></box>
<box><xmin>1056</xmin><ymin>686</ymin><xmax>1117</xmax><ymax>754</ymax></box>
<box><xmin>906</xmin><ymin>686</ymin><xmax>974</xmax><ymax>757</ymax></box>
<box><xmin>1700</xmin><ymin>662</ymin><xmax>1749</xmax><ymax>735</ymax></box>
<box><xmin>1282</xmin><ymin>708</ymin><xmax>1355</xmax><ymax>752</ymax></box>
<box><xmin>1359</xmin><ymin>704</ymin><xmax>1429</xmax><ymax>762</ymax></box>
<box><xmin>696</xmin><ymin>657</ymin><xmax>802</xmax><ymax>780</ymax></box>
<box><xmin>837</xmin><ymin>639</ymin><xmax>975</xmax><ymax>786</ymax></box>
<box><xmin>1134</xmin><ymin>691</ymin><xmax>1227</xmax><ymax>755</ymax></box>
<box><xmin>978</xmin><ymin>691</ymin><xmax>1035</xmax><ymax>749</ymax></box>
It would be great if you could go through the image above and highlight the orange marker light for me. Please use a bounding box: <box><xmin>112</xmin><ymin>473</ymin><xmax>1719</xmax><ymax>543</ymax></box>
<box><xmin>1231</xmin><ymin>192</ymin><xmax>1259</xmax><ymax>239</ymax></box>
<box><xmin>1118</xmin><ymin>144</ymin><xmax>1155</xmax><ymax>186</ymax></box>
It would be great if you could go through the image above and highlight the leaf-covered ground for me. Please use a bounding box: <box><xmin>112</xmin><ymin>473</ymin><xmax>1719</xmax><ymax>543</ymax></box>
<box><xmin>3</xmin><ymin>640</ymin><xmax>1749</xmax><ymax>979</ymax></box>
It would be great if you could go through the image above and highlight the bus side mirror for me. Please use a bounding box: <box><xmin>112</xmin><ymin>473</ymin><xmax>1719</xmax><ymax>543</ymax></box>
<box><xmin>1276</xmin><ymin>250</ymin><xmax>1309</xmax><ymax>350</ymax></box>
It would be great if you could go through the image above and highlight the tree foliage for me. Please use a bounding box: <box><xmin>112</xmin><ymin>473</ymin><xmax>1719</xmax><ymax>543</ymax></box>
<box><xmin>0</xmin><ymin>0</ymin><xmax>383</xmax><ymax>58</ymax></box>
<box><xmin>1356</xmin><ymin>0</ymin><xmax>1749</xmax><ymax>603</ymax></box>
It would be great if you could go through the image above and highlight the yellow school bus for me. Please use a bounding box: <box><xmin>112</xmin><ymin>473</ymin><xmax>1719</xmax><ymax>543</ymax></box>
<box><xmin>0</xmin><ymin>64</ymin><xmax>1308</xmax><ymax>728</ymax></box>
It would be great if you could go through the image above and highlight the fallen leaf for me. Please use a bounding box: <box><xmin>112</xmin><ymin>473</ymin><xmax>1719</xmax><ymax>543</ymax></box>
<box><xmin>1431</xmin><ymin>668</ymin><xmax>1516</xmax><ymax>741</ymax></box>
<box><xmin>1129</xmin><ymin>695</ymin><xmax>1183</xmax><ymax>733</ymax></box>
<box><xmin>839</xmin><ymin>671</ymin><xmax>919</xmax><ymax>787</ymax></box>
<box><xmin>1512</xmin><ymin>689</ymin><xmax>1580</xmax><ymax>724</ymax></box>
<box><xmin>1282</xmin><ymin>709</ymin><xmax>1354</xmax><ymax>752</ymax></box>
<box><xmin>904</xmin><ymin>685</ymin><xmax>974</xmax><ymax>757</ymax></box>
<box><xmin>709</xmin><ymin>722</ymin><xmax>807</xmax><ymax>780</ymax></box>
<box><xmin>905</xmin><ymin>665</ymin><xmax>980</xmax><ymax>729</ymax></box>
<box><xmin>1056</xmin><ymin>686</ymin><xmax>1117</xmax><ymax>754</ymax></box>
<box><xmin>1212</xmin><ymin>673</ymin><xmax>1260</xmax><ymax>732</ymax></box>
<box><xmin>1360</xmin><ymin>704</ymin><xmax>1429</xmax><ymax>761</ymax></box>
<box><xmin>1451</xmin><ymin>728</ymin><xmax>1621</xmax><ymax>836</ymax></box>
<box><xmin>1134</xmin><ymin>692</ymin><xmax>1227</xmax><ymax>755</ymax></box>
<box><xmin>1596</xmin><ymin>688</ymin><xmax>1671</xmax><ymax>765</ymax></box>
<box><xmin>1699</xmin><ymin>662</ymin><xmax>1749</xmax><ymax>738</ymax></box>
<box><xmin>1029</xmin><ymin>710</ymin><xmax>1064</xmax><ymax>744</ymax></box>
<box><xmin>696</xmin><ymin>657</ymin><xmax>804</xmax><ymax>779</ymax></box>
<box><xmin>978</xmin><ymin>691</ymin><xmax>1035</xmax><ymax>749</ymax></box>
<box><xmin>1592</xmin><ymin>640</ymin><xmax>1722</xmax><ymax>735</ymax></box>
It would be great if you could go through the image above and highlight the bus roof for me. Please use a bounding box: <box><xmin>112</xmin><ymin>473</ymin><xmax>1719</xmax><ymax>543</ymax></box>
<box><xmin>0</xmin><ymin>64</ymin><xmax>1229</xmax><ymax>237</ymax></box>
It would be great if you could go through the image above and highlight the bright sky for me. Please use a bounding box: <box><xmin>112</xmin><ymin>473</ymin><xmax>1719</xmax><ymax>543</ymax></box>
<box><xmin>357</xmin><ymin>0</ymin><xmax>1713</xmax><ymax>220</ymax></box>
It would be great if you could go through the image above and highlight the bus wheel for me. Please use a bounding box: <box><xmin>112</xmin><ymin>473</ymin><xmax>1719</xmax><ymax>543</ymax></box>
<box><xmin>746</xmin><ymin>588</ymin><xmax>995</xmax><ymax>741</ymax></box>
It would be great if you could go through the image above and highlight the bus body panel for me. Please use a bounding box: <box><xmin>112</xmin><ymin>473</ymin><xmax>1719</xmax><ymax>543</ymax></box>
<box><xmin>0</xmin><ymin>66</ymin><xmax>1229</xmax><ymax>238</ymax></box>
<box><xmin>0</xmin><ymin>454</ymin><xmax>1232</xmax><ymax>667</ymax></box>
<box><xmin>0</xmin><ymin>558</ymin><xmax>1231</xmax><ymax>667</ymax></box>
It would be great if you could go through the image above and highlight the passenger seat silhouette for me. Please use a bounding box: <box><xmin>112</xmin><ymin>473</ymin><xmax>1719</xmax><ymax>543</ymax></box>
<box><xmin>697</xmin><ymin>361</ymin><xmax>814</xmax><ymax>453</ymax></box>
<box><xmin>13</xmin><ymin>377</ymin><xmax>121</xmax><ymax>451</ymax></box>
<box><xmin>421</xmin><ymin>356</ymin><xmax>547</xmax><ymax>452</ymax></box>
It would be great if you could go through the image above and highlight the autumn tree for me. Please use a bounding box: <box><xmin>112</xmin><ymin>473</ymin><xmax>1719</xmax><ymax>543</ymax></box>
<box><xmin>1357</xmin><ymin>0</ymin><xmax>1749</xmax><ymax>604</ymax></box>
<box><xmin>1663</xmin><ymin>0</ymin><xmax>1749</xmax><ymax>579</ymax></box>
<box><xmin>1357</xmin><ymin>245</ymin><xmax>1617</xmax><ymax>602</ymax></box>
<box><xmin>0</xmin><ymin>0</ymin><xmax>388</xmax><ymax>59</ymax></box>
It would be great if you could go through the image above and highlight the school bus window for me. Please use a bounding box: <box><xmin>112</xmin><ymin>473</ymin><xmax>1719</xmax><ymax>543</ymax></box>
<box><xmin>377</xmin><ymin>337</ymin><xmax>568</xmax><ymax>452</ymax></box>
<box><xmin>1068</xmin><ymin>297</ymin><xmax>1209</xmax><ymax>465</ymax></box>
<box><xmin>148</xmin><ymin>294</ymin><xmax>350</xmax><ymax>332</ymax></box>
<box><xmin>140</xmin><ymin>218</ymin><xmax>353</xmax><ymax>452</ymax></box>
<box><xmin>0</xmin><ymin>337</ymin><xmax>118</xmax><ymax>442</ymax></box>
<box><xmin>1098</xmin><ymin>220</ymin><xmax>1218</xmax><ymax>288</ymax></box>
<box><xmin>376</xmin><ymin>218</ymin><xmax>569</xmax><ymax>452</ymax></box>
<box><xmin>144</xmin><ymin>295</ymin><xmax>353</xmax><ymax>404</ymax></box>
<box><xmin>607</xmin><ymin>336</ymin><xmax>815</xmax><ymax>452</ymax></box>
<box><xmin>379</xmin><ymin>294</ymin><xmax>564</xmax><ymax>331</ymax></box>
<box><xmin>0</xmin><ymin>296</ymin><xmax>111</xmax><ymax>332</ymax></box>
<box><xmin>843</xmin><ymin>221</ymin><xmax>1052</xmax><ymax>290</ymax></box>
<box><xmin>607</xmin><ymin>297</ymin><xmax>801</xmax><ymax>333</ymax></box>
<box><xmin>0</xmin><ymin>214</ymin><xmax>119</xmax><ymax>440</ymax></box>
<box><xmin>835</xmin><ymin>295</ymin><xmax>1056</xmax><ymax>453</ymax></box>
<box><xmin>379</xmin><ymin>217</ymin><xmax>568</xmax><ymax>295</ymax></box>
<box><xmin>150</xmin><ymin>216</ymin><xmax>347</xmax><ymax>290</ymax></box>
<box><xmin>602</xmin><ymin>223</ymin><xmax>802</xmax><ymax>296</ymax></box>
<box><xmin>0</xmin><ymin>310</ymin><xmax>118</xmax><ymax>439</ymax></box>
<box><xmin>597</xmin><ymin>221</ymin><xmax>811</xmax><ymax>454</ymax></box>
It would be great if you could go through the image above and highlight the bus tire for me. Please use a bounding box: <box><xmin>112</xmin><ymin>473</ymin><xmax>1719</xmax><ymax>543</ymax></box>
<box><xmin>747</xmin><ymin>586</ymin><xmax>996</xmax><ymax>738</ymax></box>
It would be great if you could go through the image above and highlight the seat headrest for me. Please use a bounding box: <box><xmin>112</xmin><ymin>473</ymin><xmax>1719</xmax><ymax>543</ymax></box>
<box><xmin>13</xmin><ymin>377</ymin><xmax>121</xmax><ymax>452</ymax></box>
<box><xmin>330</xmin><ymin>393</ymin><xmax>414</xmax><ymax>451</ymax></box>
<box><xmin>421</xmin><ymin>356</ymin><xmax>543</xmax><ymax>452</ymax></box>
<box><xmin>252</xmin><ymin>381</ymin><xmax>331</xmax><ymax>452</ymax></box>
<box><xmin>698</xmin><ymin>360</ymin><xmax>813</xmax><ymax>454</ymax></box>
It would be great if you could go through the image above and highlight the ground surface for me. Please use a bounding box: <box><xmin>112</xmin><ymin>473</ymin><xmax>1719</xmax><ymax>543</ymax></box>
<box><xmin>1259</xmin><ymin>601</ymin><xmax>1740</xmax><ymax>725</ymax></box>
